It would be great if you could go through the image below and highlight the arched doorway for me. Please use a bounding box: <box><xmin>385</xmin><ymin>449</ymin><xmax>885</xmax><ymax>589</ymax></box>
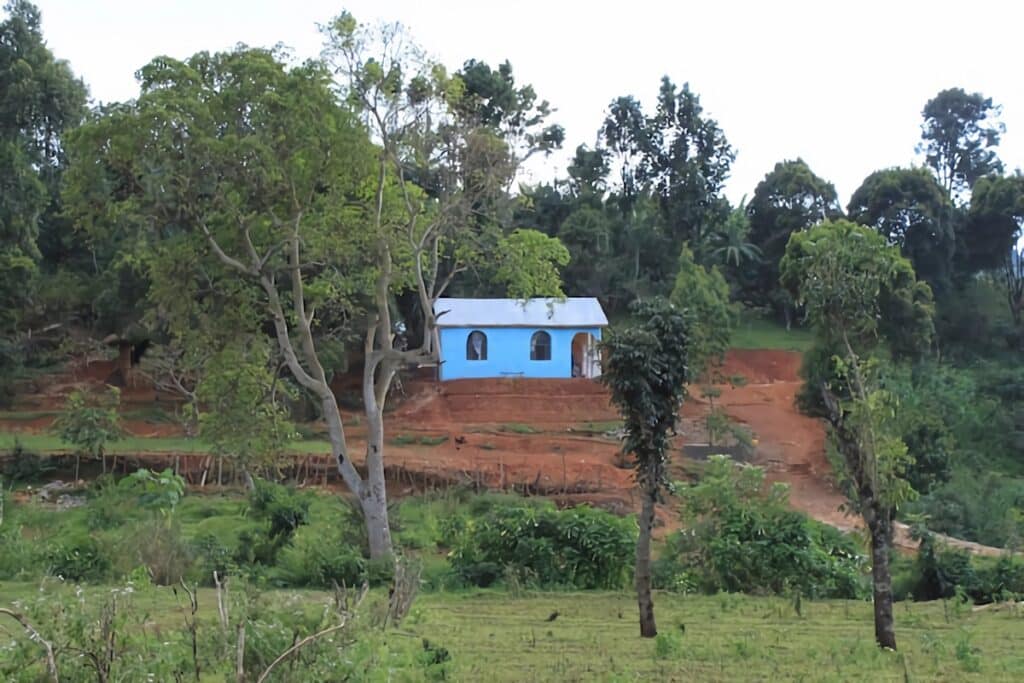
<box><xmin>571</xmin><ymin>332</ymin><xmax>601</xmax><ymax>378</ymax></box>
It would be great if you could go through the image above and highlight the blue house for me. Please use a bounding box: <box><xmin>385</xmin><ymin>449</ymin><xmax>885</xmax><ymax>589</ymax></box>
<box><xmin>433</xmin><ymin>298</ymin><xmax>608</xmax><ymax>381</ymax></box>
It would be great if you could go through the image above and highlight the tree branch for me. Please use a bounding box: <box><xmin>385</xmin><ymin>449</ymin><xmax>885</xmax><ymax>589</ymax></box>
<box><xmin>0</xmin><ymin>608</ymin><xmax>59</xmax><ymax>683</ymax></box>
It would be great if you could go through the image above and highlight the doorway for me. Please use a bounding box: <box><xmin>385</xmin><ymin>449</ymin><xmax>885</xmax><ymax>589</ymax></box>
<box><xmin>571</xmin><ymin>332</ymin><xmax>601</xmax><ymax>378</ymax></box>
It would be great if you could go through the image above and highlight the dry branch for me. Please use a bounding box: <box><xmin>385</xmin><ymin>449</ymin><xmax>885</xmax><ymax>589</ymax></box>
<box><xmin>0</xmin><ymin>607</ymin><xmax>59</xmax><ymax>683</ymax></box>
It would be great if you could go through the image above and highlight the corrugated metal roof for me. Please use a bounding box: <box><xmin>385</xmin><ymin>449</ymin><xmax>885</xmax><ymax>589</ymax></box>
<box><xmin>434</xmin><ymin>298</ymin><xmax>608</xmax><ymax>328</ymax></box>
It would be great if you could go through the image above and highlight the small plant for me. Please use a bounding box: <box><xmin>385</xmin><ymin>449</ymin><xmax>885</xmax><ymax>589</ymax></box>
<box><xmin>654</xmin><ymin>631</ymin><xmax>683</xmax><ymax>659</ymax></box>
<box><xmin>392</xmin><ymin>434</ymin><xmax>417</xmax><ymax>446</ymax></box>
<box><xmin>954</xmin><ymin>629</ymin><xmax>981</xmax><ymax>673</ymax></box>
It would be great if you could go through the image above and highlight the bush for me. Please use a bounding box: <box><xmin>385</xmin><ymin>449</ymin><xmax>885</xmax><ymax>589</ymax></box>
<box><xmin>275</xmin><ymin>524</ymin><xmax>368</xmax><ymax>587</ymax></box>
<box><xmin>655</xmin><ymin>456</ymin><xmax>867</xmax><ymax>599</ymax></box>
<box><xmin>190</xmin><ymin>532</ymin><xmax>234</xmax><ymax>582</ymax></box>
<box><xmin>123</xmin><ymin>519</ymin><xmax>193</xmax><ymax>585</ymax></box>
<box><xmin>2</xmin><ymin>440</ymin><xmax>55</xmax><ymax>483</ymax></box>
<box><xmin>448</xmin><ymin>503</ymin><xmax>635</xmax><ymax>589</ymax></box>
<box><xmin>904</xmin><ymin>531</ymin><xmax>1024</xmax><ymax>604</ymax></box>
<box><xmin>45</xmin><ymin>532</ymin><xmax>111</xmax><ymax>581</ymax></box>
<box><xmin>248</xmin><ymin>478</ymin><xmax>310</xmax><ymax>541</ymax></box>
<box><xmin>241</xmin><ymin>479</ymin><xmax>312</xmax><ymax>565</ymax></box>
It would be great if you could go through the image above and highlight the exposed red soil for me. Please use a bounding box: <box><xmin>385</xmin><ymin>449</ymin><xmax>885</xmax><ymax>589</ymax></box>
<box><xmin>7</xmin><ymin>348</ymin><xmax>1004</xmax><ymax>555</ymax></box>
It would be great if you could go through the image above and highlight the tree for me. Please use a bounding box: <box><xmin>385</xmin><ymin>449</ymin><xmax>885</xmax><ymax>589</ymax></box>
<box><xmin>918</xmin><ymin>88</ymin><xmax>1004</xmax><ymax>201</ymax></box>
<box><xmin>781</xmin><ymin>219</ymin><xmax>934</xmax><ymax>650</ymax></box>
<box><xmin>706</xmin><ymin>197</ymin><xmax>760</xmax><ymax>270</ymax></box>
<box><xmin>53</xmin><ymin>386</ymin><xmax>123</xmax><ymax>480</ymax></box>
<box><xmin>745</xmin><ymin>159</ymin><xmax>841</xmax><ymax>320</ymax></box>
<box><xmin>669</xmin><ymin>244</ymin><xmax>733</xmax><ymax>377</ymax></box>
<box><xmin>601</xmin><ymin>77</ymin><xmax>734</xmax><ymax>252</ymax></box>
<box><xmin>455</xmin><ymin>58</ymin><xmax>565</xmax><ymax>171</ymax></box>
<box><xmin>197</xmin><ymin>339</ymin><xmax>298</xmax><ymax>487</ymax></box>
<box><xmin>323</xmin><ymin>12</ymin><xmax>568</xmax><ymax>560</ymax></box>
<box><xmin>848</xmin><ymin>168</ymin><xmax>955</xmax><ymax>296</ymax></box>
<box><xmin>0</xmin><ymin>0</ymin><xmax>86</xmax><ymax>399</ymax></box>
<box><xmin>600</xmin><ymin>299</ymin><xmax>690</xmax><ymax>637</ymax></box>
<box><xmin>63</xmin><ymin>47</ymin><xmax>398</xmax><ymax>555</ymax></box>
<box><xmin>963</xmin><ymin>174</ymin><xmax>1024</xmax><ymax>331</ymax></box>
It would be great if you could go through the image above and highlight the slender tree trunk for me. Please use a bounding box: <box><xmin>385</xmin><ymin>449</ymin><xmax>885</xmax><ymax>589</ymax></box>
<box><xmin>636</xmin><ymin>480</ymin><xmax>658</xmax><ymax>638</ymax></box>
<box><xmin>362</xmin><ymin>367</ymin><xmax>394</xmax><ymax>560</ymax></box>
<box><xmin>866</xmin><ymin>506</ymin><xmax>897</xmax><ymax>650</ymax></box>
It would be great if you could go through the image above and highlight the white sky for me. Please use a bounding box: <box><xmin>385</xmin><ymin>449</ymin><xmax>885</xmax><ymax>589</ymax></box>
<box><xmin>29</xmin><ymin>0</ymin><xmax>1024</xmax><ymax>207</ymax></box>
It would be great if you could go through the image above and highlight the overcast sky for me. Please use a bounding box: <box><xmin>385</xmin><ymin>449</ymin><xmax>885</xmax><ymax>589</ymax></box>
<box><xmin>29</xmin><ymin>0</ymin><xmax>1024</xmax><ymax>206</ymax></box>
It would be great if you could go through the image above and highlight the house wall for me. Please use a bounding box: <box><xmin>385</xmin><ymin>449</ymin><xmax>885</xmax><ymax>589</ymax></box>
<box><xmin>438</xmin><ymin>326</ymin><xmax>603</xmax><ymax>380</ymax></box>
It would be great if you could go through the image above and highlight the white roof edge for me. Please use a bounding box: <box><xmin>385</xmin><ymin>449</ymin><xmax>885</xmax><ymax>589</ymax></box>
<box><xmin>434</xmin><ymin>297</ymin><xmax>608</xmax><ymax>328</ymax></box>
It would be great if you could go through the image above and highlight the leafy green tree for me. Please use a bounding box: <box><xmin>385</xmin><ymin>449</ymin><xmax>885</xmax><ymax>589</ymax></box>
<box><xmin>848</xmin><ymin>168</ymin><xmax>955</xmax><ymax>296</ymax></box>
<box><xmin>62</xmin><ymin>47</ymin><xmax>396</xmax><ymax>554</ymax></box>
<box><xmin>600</xmin><ymin>298</ymin><xmax>690</xmax><ymax>638</ymax></box>
<box><xmin>325</xmin><ymin>14</ymin><xmax>568</xmax><ymax>558</ymax></box>
<box><xmin>53</xmin><ymin>386</ymin><xmax>123</xmax><ymax>480</ymax></box>
<box><xmin>555</xmin><ymin>205</ymin><xmax>617</xmax><ymax>296</ymax></box>
<box><xmin>455</xmin><ymin>58</ymin><xmax>565</xmax><ymax>166</ymax></box>
<box><xmin>601</xmin><ymin>77</ymin><xmax>734</xmax><ymax>251</ymax></box>
<box><xmin>745</xmin><ymin>159</ymin><xmax>842</xmax><ymax>321</ymax></box>
<box><xmin>197</xmin><ymin>339</ymin><xmax>297</xmax><ymax>487</ymax></box>
<box><xmin>917</xmin><ymin>88</ymin><xmax>1004</xmax><ymax>200</ymax></box>
<box><xmin>0</xmin><ymin>0</ymin><xmax>86</xmax><ymax>397</ymax></box>
<box><xmin>493</xmin><ymin>229</ymin><xmax>569</xmax><ymax>300</ymax></box>
<box><xmin>964</xmin><ymin>174</ymin><xmax>1024</xmax><ymax>328</ymax></box>
<box><xmin>669</xmin><ymin>244</ymin><xmax>734</xmax><ymax>377</ymax></box>
<box><xmin>781</xmin><ymin>219</ymin><xmax>933</xmax><ymax>650</ymax></box>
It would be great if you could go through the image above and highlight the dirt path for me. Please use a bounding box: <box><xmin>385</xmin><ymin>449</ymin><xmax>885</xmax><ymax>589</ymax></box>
<box><xmin>711</xmin><ymin>350</ymin><xmax>1004</xmax><ymax>556</ymax></box>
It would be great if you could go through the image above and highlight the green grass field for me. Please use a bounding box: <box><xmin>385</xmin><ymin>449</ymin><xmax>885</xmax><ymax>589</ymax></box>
<box><xmin>730</xmin><ymin>310</ymin><xmax>814</xmax><ymax>352</ymax></box>
<box><xmin>1</xmin><ymin>581</ymin><xmax>1021</xmax><ymax>681</ymax></box>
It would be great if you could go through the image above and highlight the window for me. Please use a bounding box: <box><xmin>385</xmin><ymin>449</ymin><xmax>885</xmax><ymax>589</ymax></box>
<box><xmin>530</xmin><ymin>331</ymin><xmax>551</xmax><ymax>361</ymax></box>
<box><xmin>466</xmin><ymin>330</ymin><xmax>487</xmax><ymax>360</ymax></box>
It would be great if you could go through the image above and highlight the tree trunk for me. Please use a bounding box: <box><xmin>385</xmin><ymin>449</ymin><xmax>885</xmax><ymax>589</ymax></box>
<box><xmin>362</xmin><ymin>385</ymin><xmax>394</xmax><ymax>560</ymax></box>
<box><xmin>636</xmin><ymin>481</ymin><xmax>658</xmax><ymax>638</ymax></box>
<box><xmin>867</xmin><ymin>507</ymin><xmax>897</xmax><ymax>650</ymax></box>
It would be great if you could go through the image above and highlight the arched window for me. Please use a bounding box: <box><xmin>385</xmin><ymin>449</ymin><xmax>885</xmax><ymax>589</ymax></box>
<box><xmin>530</xmin><ymin>331</ymin><xmax>551</xmax><ymax>361</ymax></box>
<box><xmin>466</xmin><ymin>330</ymin><xmax>487</xmax><ymax>360</ymax></box>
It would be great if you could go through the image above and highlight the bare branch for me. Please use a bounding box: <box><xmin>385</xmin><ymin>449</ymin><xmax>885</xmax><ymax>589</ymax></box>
<box><xmin>255</xmin><ymin>586</ymin><xmax>367</xmax><ymax>683</ymax></box>
<box><xmin>0</xmin><ymin>608</ymin><xmax>59</xmax><ymax>683</ymax></box>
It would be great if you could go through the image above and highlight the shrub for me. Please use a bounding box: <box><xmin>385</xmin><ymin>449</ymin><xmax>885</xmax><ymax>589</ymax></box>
<box><xmin>275</xmin><ymin>525</ymin><xmax>367</xmax><ymax>587</ymax></box>
<box><xmin>903</xmin><ymin>531</ymin><xmax>1024</xmax><ymax>604</ymax></box>
<box><xmin>248</xmin><ymin>478</ymin><xmax>310</xmax><ymax>541</ymax></box>
<box><xmin>241</xmin><ymin>479</ymin><xmax>312</xmax><ymax>565</ymax></box>
<box><xmin>45</xmin><ymin>532</ymin><xmax>111</xmax><ymax>581</ymax></box>
<box><xmin>448</xmin><ymin>503</ymin><xmax>635</xmax><ymax>589</ymax></box>
<box><xmin>123</xmin><ymin>519</ymin><xmax>193</xmax><ymax>585</ymax></box>
<box><xmin>2</xmin><ymin>440</ymin><xmax>56</xmax><ymax>483</ymax></box>
<box><xmin>655</xmin><ymin>456</ymin><xmax>867</xmax><ymax>599</ymax></box>
<box><xmin>190</xmin><ymin>532</ymin><xmax>234</xmax><ymax>582</ymax></box>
